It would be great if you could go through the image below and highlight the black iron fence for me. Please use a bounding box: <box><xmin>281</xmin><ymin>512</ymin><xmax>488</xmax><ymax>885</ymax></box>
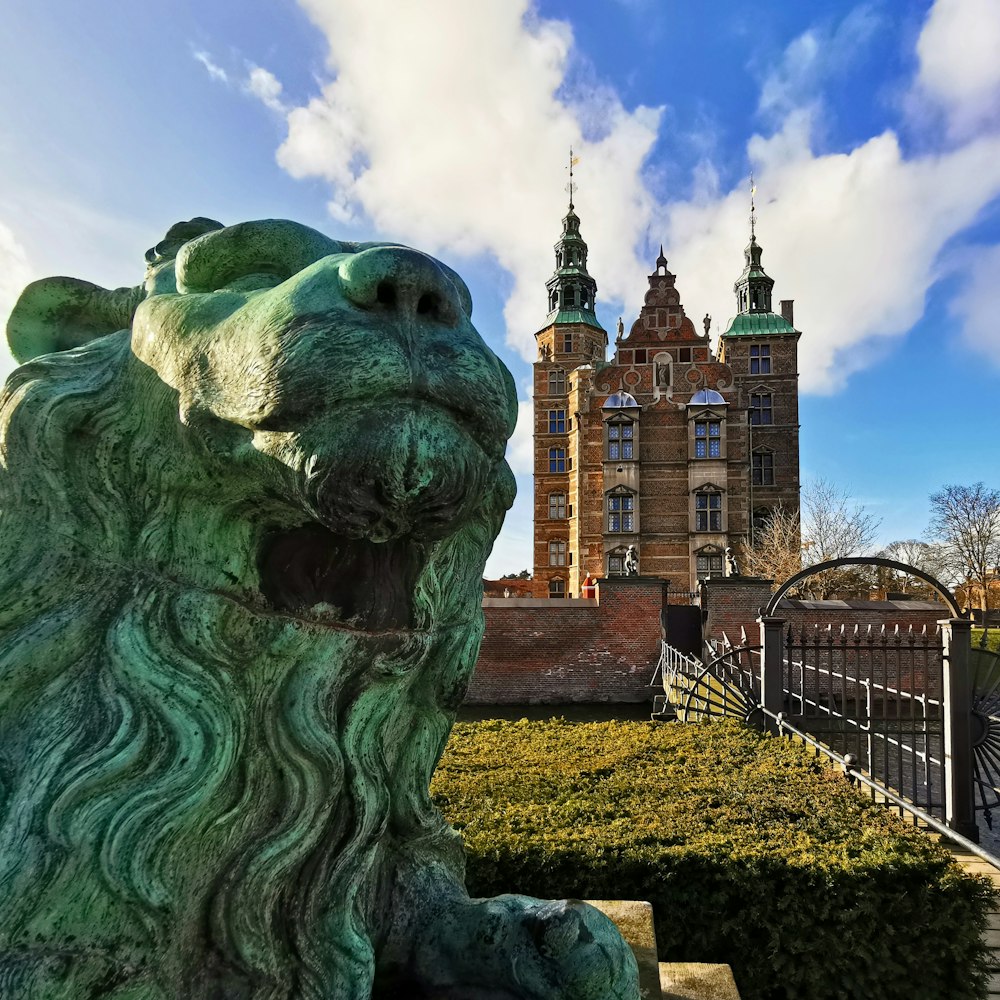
<box><xmin>782</xmin><ymin>623</ymin><xmax>945</xmax><ymax>819</ymax></box>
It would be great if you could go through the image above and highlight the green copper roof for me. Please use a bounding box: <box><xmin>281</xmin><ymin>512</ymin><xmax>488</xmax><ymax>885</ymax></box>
<box><xmin>722</xmin><ymin>311</ymin><xmax>796</xmax><ymax>337</ymax></box>
<box><xmin>546</xmin><ymin>308</ymin><xmax>605</xmax><ymax>330</ymax></box>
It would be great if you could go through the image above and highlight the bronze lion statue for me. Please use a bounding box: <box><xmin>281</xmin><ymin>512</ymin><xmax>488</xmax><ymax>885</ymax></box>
<box><xmin>0</xmin><ymin>219</ymin><xmax>639</xmax><ymax>1000</ymax></box>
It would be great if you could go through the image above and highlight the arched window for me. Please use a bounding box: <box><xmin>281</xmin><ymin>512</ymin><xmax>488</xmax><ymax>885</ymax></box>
<box><xmin>548</xmin><ymin>369</ymin><xmax>566</xmax><ymax>394</ymax></box>
<box><xmin>752</xmin><ymin>507</ymin><xmax>772</xmax><ymax>539</ymax></box>
<box><xmin>549</xmin><ymin>578</ymin><xmax>565</xmax><ymax>598</ymax></box>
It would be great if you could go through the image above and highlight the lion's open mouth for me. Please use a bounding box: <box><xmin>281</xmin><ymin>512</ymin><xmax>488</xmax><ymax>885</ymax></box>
<box><xmin>257</xmin><ymin>524</ymin><xmax>425</xmax><ymax>631</ymax></box>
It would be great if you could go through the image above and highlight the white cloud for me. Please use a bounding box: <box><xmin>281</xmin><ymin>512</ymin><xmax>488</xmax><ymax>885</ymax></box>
<box><xmin>505</xmin><ymin>397</ymin><xmax>535</xmax><ymax>476</ymax></box>
<box><xmin>665</xmin><ymin>109</ymin><xmax>1000</xmax><ymax>393</ymax></box>
<box><xmin>914</xmin><ymin>0</ymin><xmax>1000</xmax><ymax>138</ymax></box>
<box><xmin>277</xmin><ymin>0</ymin><xmax>662</xmax><ymax>361</ymax></box>
<box><xmin>193</xmin><ymin>49</ymin><xmax>229</xmax><ymax>84</ymax></box>
<box><xmin>0</xmin><ymin>221</ymin><xmax>35</xmax><ymax>383</ymax></box>
<box><xmin>246</xmin><ymin>65</ymin><xmax>287</xmax><ymax>113</ymax></box>
<box><xmin>949</xmin><ymin>243</ymin><xmax>1000</xmax><ymax>367</ymax></box>
<box><xmin>757</xmin><ymin>6</ymin><xmax>881</xmax><ymax>120</ymax></box>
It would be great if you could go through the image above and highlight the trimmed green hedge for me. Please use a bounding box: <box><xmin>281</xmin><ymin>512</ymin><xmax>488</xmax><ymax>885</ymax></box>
<box><xmin>432</xmin><ymin>719</ymin><xmax>996</xmax><ymax>1000</ymax></box>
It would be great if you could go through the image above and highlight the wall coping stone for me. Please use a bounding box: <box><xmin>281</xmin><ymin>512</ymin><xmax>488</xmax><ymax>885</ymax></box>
<box><xmin>482</xmin><ymin>598</ymin><xmax>599</xmax><ymax>608</ymax></box>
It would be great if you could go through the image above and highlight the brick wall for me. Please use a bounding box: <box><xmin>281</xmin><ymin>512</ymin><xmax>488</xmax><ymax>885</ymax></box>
<box><xmin>466</xmin><ymin>576</ymin><xmax>666</xmax><ymax>704</ymax></box>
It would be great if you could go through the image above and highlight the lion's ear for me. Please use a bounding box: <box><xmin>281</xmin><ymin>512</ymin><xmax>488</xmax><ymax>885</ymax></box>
<box><xmin>7</xmin><ymin>276</ymin><xmax>144</xmax><ymax>364</ymax></box>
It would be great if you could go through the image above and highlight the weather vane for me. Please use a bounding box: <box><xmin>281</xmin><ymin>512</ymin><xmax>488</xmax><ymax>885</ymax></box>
<box><xmin>567</xmin><ymin>147</ymin><xmax>580</xmax><ymax>209</ymax></box>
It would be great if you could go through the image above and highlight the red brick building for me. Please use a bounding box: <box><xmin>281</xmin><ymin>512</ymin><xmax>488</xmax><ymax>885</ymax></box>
<box><xmin>532</xmin><ymin>200</ymin><xmax>801</xmax><ymax>597</ymax></box>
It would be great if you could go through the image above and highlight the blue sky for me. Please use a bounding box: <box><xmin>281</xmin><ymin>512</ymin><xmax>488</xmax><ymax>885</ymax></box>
<box><xmin>1</xmin><ymin>0</ymin><xmax>998</xmax><ymax>576</ymax></box>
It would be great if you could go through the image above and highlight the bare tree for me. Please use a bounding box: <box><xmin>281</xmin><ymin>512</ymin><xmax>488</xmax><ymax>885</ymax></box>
<box><xmin>927</xmin><ymin>483</ymin><xmax>1000</xmax><ymax>612</ymax></box>
<box><xmin>874</xmin><ymin>539</ymin><xmax>952</xmax><ymax>600</ymax></box>
<box><xmin>738</xmin><ymin>504</ymin><xmax>802</xmax><ymax>584</ymax></box>
<box><xmin>739</xmin><ymin>479</ymin><xmax>880</xmax><ymax>598</ymax></box>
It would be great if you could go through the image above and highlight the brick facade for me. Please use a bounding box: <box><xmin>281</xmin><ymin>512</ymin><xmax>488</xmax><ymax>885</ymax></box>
<box><xmin>466</xmin><ymin>576</ymin><xmax>666</xmax><ymax>704</ymax></box>
<box><xmin>533</xmin><ymin>208</ymin><xmax>801</xmax><ymax>597</ymax></box>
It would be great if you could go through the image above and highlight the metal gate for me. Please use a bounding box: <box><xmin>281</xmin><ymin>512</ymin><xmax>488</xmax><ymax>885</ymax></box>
<box><xmin>662</xmin><ymin>557</ymin><xmax>1000</xmax><ymax>840</ymax></box>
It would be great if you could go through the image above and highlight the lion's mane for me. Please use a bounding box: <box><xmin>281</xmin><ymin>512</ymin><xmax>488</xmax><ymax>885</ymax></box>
<box><xmin>0</xmin><ymin>330</ymin><xmax>513</xmax><ymax>999</ymax></box>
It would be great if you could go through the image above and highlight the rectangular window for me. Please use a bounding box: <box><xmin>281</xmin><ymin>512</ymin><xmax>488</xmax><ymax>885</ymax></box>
<box><xmin>634</xmin><ymin>349</ymin><xmax>647</xmax><ymax>363</ymax></box>
<box><xmin>749</xmin><ymin>393</ymin><xmax>773</xmax><ymax>425</ymax></box>
<box><xmin>549</xmin><ymin>578</ymin><xmax>565</xmax><ymax>598</ymax></box>
<box><xmin>752</xmin><ymin>452</ymin><xmax>774</xmax><ymax>486</ymax></box>
<box><xmin>548</xmin><ymin>540</ymin><xmax>566</xmax><ymax>566</ymax></box>
<box><xmin>695</xmin><ymin>492</ymin><xmax>722</xmax><ymax>531</ymax></box>
<box><xmin>608</xmin><ymin>492</ymin><xmax>635</xmax><ymax>533</ymax></box>
<box><xmin>749</xmin><ymin>344</ymin><xmax>771</xmax><ymax>375</ymax></box>
<box><xmin>548</xmin><ymin>447</ymin><xmax>566</xmax><ymax>473</ymax></box>
<box><xmin>549</xmin><ymin>493</ymin><xmax>566</xmax><ymax>519</ymax></box>
<box><xmin>609</xmin><ymin>555</ymin><xmax>624</xmax><ymax>575</ymax></box>
<box><xmin>548</xmin><ymin>409</ymin><xmax>566</xmax><ymax>433</ymax></box>
<box><xmin>548</xmin><ymin>369</ymin><xmax>565</xmax><ymax>394</ymax></box>
<box><xmin>608</xmin><ymin>421</ymin><xmax>635</xmax><ymax>461</ymax></box>
<box><xmin>694</xmin><ymin>420</ymin><xmax>721</xmax><ymax>458</ymax></box>
<box><xmin>696</xmin><ymin>553</ymin><xmax>724</xmax><ymax>575</ymax></box>
<box><xmin>677</xmin><ymin>347</ymin><xmax>692</xmax><ymax>363</ymax></box>
<box><xmin>562</xmin><ymin>332</ymin><xmax>574</xmax><ymax>353</ymax></box>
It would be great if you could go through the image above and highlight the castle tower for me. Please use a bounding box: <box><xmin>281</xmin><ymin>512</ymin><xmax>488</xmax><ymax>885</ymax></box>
<box><xmin>532</xmin><ymin>193</ymin><xmax>607</xmax><ymax>598</ymax></box>
<box><xmin>718</xmin><ymin>215</ymin><xmax>801</xmax><ymax>538</ymax></box>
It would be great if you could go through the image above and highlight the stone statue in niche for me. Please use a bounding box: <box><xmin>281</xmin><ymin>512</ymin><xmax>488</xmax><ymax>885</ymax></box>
<box><xmin>0</xmin><ymin>219</ymin><xmax>640</xmax><ymax>1000</ymax></box>
<box><xmin>624</xmin><ymin>545</ymin><xmax>639</xmax><ymax>576</ymax></box>
<box><xmin>539</xmin><ymin>341</ymin><xmax>551</xmax><ymax>361</ymax></box>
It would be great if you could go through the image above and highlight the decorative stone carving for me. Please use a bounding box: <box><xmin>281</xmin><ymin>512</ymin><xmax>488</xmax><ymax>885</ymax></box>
<box><xmin>0</xmin><ymin>219</ymin><xmax>640</xmax><ymax>1000</ymax></box>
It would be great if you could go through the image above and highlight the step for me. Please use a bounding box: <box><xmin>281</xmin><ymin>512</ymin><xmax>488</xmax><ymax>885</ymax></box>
<box><xmin>659</xmin><ymin>962</ymin><xmax>741</xmax><ymax>1000</ymax></box>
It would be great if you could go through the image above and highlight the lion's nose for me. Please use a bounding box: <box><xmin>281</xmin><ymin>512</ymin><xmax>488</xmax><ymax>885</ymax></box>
<box><xmin>338</xmin><ymin>246</ymin><xmax>461</xmax><ymax>326</ymax></box>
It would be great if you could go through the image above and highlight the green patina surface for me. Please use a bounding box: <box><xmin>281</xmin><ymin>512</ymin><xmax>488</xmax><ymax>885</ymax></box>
<box><xmin>0</xmin><ymin>219</ymin><xmax>640</xmax><ymax>999</ymax></box>
<box><xmin>721</xmin><ymin>311</ymin><xmax>797</xmax><ymax>337</ymax></box>
<box><xmin>544</xmin><ymin>307</ymin><xmax>606</xmax><ymax>330</ymax></box>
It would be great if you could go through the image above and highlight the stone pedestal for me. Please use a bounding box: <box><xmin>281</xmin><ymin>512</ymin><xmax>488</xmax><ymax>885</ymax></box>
<box><xmin>586</xmin><ymin>899</ymin><xmax>742</xmax><ymax>1000</ymax></box>
<box><xmin>659</xmin><ymin>962</ymin><xmax>741</xmax><ymax>1000</ymax></box>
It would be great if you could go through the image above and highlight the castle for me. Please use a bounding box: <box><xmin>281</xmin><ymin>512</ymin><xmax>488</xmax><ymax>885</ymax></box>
<box><xmin>532</xmin><ymin>194</ymin><xmax>801</xmax><ymax>597</ymax></box>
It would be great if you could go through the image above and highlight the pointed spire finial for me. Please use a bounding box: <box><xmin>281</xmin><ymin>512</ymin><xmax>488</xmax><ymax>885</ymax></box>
<box><xmin>566</xmin><ymin>147</ymin><xmax>580</xmax><ymax>210</ymax></box>
<box><xmin>749</xmin><ymin>173</ymin><xmax>757</xmax><ymax>241</ymax></box>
